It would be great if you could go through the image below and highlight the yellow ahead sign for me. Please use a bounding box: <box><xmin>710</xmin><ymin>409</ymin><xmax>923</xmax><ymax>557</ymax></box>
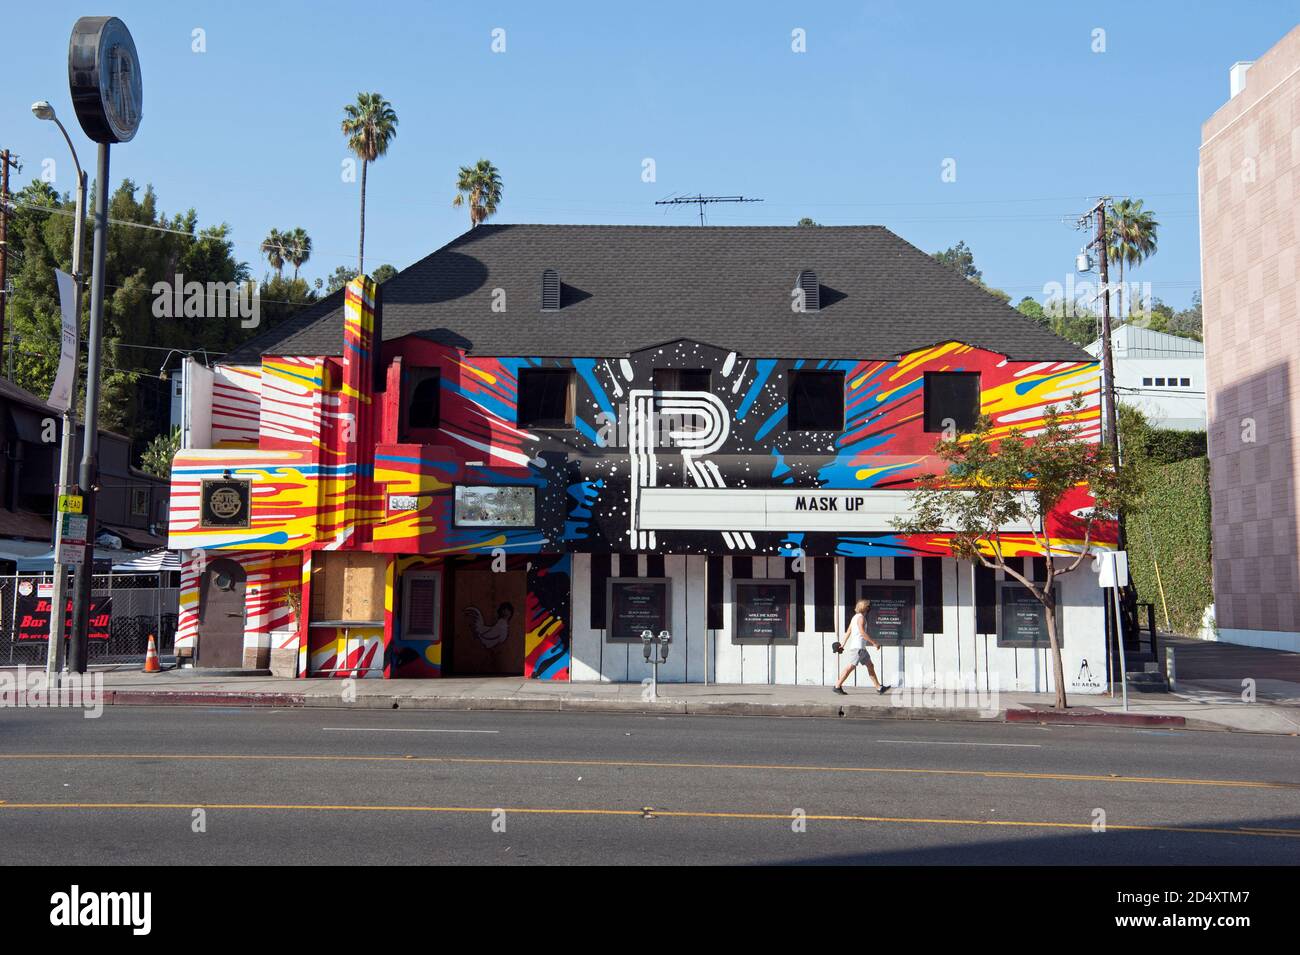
<box><xmin>58</xmin><ymin>494</ymin><xmax>84</xmax><ymax>514</ymax></box>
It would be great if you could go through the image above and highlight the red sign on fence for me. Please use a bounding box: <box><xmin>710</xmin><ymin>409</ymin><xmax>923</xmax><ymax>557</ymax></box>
<box><xmin>15</xmin><ymin>595</ymin><xmax>112</xmax><ymax>641</ymax></box>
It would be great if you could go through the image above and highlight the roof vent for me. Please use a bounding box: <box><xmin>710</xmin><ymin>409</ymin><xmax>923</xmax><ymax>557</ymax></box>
<box><xmin>541</xmin><ymin>269</ymin><xmax>561</xmax><ymax>311</ymax></box>
<box><xmin>796</xmin><ymin>270</ymin><xmax>820</xmax><ymax>312</ymax></box>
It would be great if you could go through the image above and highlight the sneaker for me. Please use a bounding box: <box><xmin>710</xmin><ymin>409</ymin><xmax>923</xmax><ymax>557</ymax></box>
<box><xmin>832</xmin><ymin>687</ymin><xmax>847</xmax><ymax>695</ymax></box>
<box><xmin>877</xmin><ymin>685</ymin><xmax>891</xmax><ymax>695</ymax></box>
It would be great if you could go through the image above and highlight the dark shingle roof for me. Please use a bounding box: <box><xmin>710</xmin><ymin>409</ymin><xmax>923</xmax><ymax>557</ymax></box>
<box><xmin>227</xmin><ymin>225</ymin><xmax>1091</xmax><ymax>363</ymax></box>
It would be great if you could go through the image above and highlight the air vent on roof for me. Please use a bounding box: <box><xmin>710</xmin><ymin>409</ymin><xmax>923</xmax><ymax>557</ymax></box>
<box><xmin>796</xmin><ymin>270</ymin><xmax>820</xmax><ymax>312</ymax></box>
<box><xmin>541</xmin><ymin>269</ymin><xmax>561</xmax><ymax>311</ymax></box>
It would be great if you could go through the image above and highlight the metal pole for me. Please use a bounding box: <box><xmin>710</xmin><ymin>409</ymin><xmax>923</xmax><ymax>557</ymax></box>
<box><xmin>1113</xmin><ymin>583</ymin><xmax>1129</xmax><ymax>712</ymax></box>
<box><xmin>46</xmin><ymin>166</ymin><xmax>86</xmax><ymax>679</ymax></box>
<box><xmin>68</xmin><ymin>143</ymin><xmax>109</xmax><ymax>673</ymax></box>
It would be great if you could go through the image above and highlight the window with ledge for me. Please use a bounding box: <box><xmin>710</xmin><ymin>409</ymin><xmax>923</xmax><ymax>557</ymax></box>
<box><xmin>517</xmin><ymin>368</ymin><xmax>575</xmax><ymax>429</ymax></box>
<box><xmin>788</xmin><ymin>370</ymin><xmax>844</xmax><ymax>431</ymax></box>
<box><xmin>401</xmin><ymin>367</ymin><xmax>441</xmax><ymax>439</ymax></box>
<box><xmin>923</xmin><ymin>372</ymin><xmax>981</xmax><ymax>433</ymax></box>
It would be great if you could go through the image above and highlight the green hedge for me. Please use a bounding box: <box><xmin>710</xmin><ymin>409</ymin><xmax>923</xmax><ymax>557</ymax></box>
<box><xmin>1127</xmin><ymin>457</ymin><xmax>1213</xmax><ymax>636</ymax></box>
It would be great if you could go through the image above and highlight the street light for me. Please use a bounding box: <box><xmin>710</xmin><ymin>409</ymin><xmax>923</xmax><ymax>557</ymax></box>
<box><xmin>32</xmin><ymin>100</ymin><xmax>87</xmax><ymax>680</ymax></box>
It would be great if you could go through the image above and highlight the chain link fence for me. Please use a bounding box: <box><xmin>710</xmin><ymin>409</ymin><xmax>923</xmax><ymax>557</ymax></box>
<box><xmin>2</xmin><ymin>571</ymin><xmax>180</xmax><ymax>667</ymax></box>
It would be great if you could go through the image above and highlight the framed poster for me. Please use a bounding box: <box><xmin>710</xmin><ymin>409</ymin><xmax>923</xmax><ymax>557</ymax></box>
<box><xmin>606</xmin><ymin>577</ymin><xmax>671</xmax><ymax>643</ymax></box>
<box><xmin>996</xmin><ymin>582</ymin><xmax>1061</xmax><ymax>648</ymax></box>
<box><xmin>854</xmin><ymin>580</ymin><xmax>921</xmax><ymax>646</ymax></box>
<box><xmin>732</xmin><ymin>578</ymin><xmax>795</xmax><ymax>643</ymax></box>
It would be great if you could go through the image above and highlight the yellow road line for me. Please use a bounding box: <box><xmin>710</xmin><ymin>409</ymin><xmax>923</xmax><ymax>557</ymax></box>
<box><xmin>0</xmin><ymin>800</ymin><xmax>1296</xmax><ymax>839</ymax></box>
<box><xmin>0</xmin><ymin>752</ymin><xmax>1296</xmax><ymax>791</ymax></box>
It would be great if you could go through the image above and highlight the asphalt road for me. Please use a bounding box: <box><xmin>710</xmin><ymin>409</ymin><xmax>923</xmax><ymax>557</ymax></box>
<box><xmin>1</xmin><ymin>706</ymin><xmax>1297</xmax><ymax>864</ymax></box>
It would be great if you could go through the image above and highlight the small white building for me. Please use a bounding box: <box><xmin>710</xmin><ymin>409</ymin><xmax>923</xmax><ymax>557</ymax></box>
<box><xmin>1086</xmin><ymin>325</ymin><xmax>1205</xmax><ymax>431</ymax></box>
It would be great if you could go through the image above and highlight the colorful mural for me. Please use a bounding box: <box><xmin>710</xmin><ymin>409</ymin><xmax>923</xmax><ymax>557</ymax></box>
<box><xmin>169</xmin><ymin>275</ymin><xmax>1112</xmax><ymax>680</ymax></box>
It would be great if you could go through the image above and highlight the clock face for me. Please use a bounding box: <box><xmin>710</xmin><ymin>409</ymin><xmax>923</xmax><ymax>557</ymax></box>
<box><xmin>68</xmin><ymin>16</ymin><xmax>143</xmax><ymax>144</ymax></box>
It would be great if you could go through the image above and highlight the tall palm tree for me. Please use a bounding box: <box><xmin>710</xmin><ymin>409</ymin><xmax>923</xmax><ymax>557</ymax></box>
<box><xmin>261</xmin><ymin>228</ymin><xmax>288</xmax><ymax>277</ymax></box>
<box><xmin>285</xmin><ymin>227</ymin><xmax>312</xmax><ymax>280</ymax></box>
<box><xmin>341</xmin><ymin>92</ymin><xmax>398</xmax><ymax>274</ymax></box>
<box><xmin>452</xmin><ymin>159</ymin><xmax>503</xmax><ymax>227</ymax></box>
<box><xmin>1107</xmin><ymin>198</ymin><xmax>1158</xmax><ymax>321</ymax></box>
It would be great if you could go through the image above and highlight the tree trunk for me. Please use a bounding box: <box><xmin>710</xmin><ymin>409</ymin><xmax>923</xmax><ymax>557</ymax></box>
<box><xmin>1117</xmin><ymin>259</ymin><xmax>1125</xmax><ymax>322</ymax></box>
<box><xmin>1044</xmin><ymin>591</ymin><xmax>1067</xmax><ymax>709</ymax></box>
<box><xmin>358</xmin><ymin>159</ymin><xmax>368</xmax><ymax>275</ymax></box>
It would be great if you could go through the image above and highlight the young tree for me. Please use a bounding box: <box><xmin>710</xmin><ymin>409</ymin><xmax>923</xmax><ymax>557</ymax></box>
<box><xmin>341</xmin><ymin>92</ymin><xmax>399</xmax><ymax>273</ymax></box>
<box><xmin>140</xmin><ymin>427</ymin><xmax>182</xmax><ymax>478</ymax></box>
<box><xmin>452</xmin><ymin>159</ymin><xmax>503</xmax><ymax>227</ymax></box>
<box><xmin>894</xmin><ymin>395</ymin><xmax>1132</xmax><ymax>709</ymax></box>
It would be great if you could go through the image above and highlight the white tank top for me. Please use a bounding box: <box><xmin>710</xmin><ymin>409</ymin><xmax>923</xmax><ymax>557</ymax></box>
<box><xmin>846</xmin><ymin>613</ymin><xmax>867</xmax><ymax>651</ymax></box>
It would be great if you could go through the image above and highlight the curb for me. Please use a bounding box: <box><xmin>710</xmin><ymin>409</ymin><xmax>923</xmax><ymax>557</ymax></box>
<box><xmin>1005</xmin><ymin>707</ymin><xmax>1186</xmax><ymax>728</ymax></box>
<box><xmin>92</xmin><ymin>689</ymin><xmax>1187</xmax><ymax>729</ymax></box>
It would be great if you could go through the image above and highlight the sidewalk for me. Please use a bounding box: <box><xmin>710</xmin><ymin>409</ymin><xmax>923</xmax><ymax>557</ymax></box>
<box><xmin>38</xmin><ymin>665</ymin><xmax>1300</xmax><ymax>735</ymax></box>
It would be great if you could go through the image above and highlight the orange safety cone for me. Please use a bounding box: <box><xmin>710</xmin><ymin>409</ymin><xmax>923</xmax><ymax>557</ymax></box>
<box><xmin>142</xmin><ymin>633</ymin><xmax>162</xmax><ymax>673</ymax></box>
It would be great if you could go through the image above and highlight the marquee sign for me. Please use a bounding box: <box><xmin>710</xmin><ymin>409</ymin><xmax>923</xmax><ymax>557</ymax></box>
<box><xmin>636</xmin><ymin>487</ymin><xmax>1025</xmax><ymax>534</ymax></box>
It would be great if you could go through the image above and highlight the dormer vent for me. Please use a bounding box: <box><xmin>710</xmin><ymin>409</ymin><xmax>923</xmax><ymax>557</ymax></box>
<box><xmin>541</xmin><ymin>268</ymin><xmax>561</xmax><ymax>311</ymax></box>
<box><xmin>797</xmin><ymin>270</ymin><xmax>820</xmax><ymax>312</ymax></box>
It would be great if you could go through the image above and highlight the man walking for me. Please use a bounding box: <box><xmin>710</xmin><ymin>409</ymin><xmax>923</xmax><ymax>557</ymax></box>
<box><xmin>833</xmin><ymin>598</ymin><xmax>889</xmax><ymax>695</ymax></box>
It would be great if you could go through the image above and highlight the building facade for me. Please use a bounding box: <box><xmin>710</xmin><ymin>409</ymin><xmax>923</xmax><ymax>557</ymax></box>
<box><xmin>167</xmin><ymin>225</ymin><xmax>1115</xmax><ymax>690</ymax></box>
<box><xmin>1199</xmin><ymin>26</ymin><xmax>1300</xmax><ymax>652</ymax></box>
<box><xmin>1085</xmin><ymin>325</ymin><xmax>1206</xmax><ymax>431</ymax></box>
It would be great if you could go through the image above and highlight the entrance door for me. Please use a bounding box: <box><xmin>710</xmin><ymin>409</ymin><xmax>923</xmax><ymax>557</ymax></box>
<box><xmin>450</xmin><ymin>569</ymin><xmax>527</xmax><ymax>676</ymax></box>
<box><xmin>198</xmin><ymin>558</ymin><xmax>247</xmax><ymax>668</ymax></box>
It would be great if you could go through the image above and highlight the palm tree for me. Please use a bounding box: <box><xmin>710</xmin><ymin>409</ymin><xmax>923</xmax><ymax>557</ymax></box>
<box><xmin>285</xmin><ymin>227</ymin><xmax>312</xmax><ymax>280</ymax></box>
<box><xmin>261</xmin><ymin>228</ymin><xmax>288</xmax><ymax>277</ymax></box>
<box><xmin>1107</xmin><ymin>198</ymin><xmax>1159</xmax><ymax>322</ymax></box>
<box><xmin>341</xmin><ymin>92</ymin><xmax>398</xmax><ymax>274</ymax></box>
<box><xmin>452</xmin><ymin>159</ymin><xmax>503</xmax><ymax>227</ymax></box>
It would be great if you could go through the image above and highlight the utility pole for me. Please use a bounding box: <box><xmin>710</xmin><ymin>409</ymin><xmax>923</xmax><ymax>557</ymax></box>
<box><xmin>0</xmin><ymin>149</ymin><xmax>22</xmax><ymax>378</ymax></box>
<box><xmin>1090</xmin><ymin>198</ymin><xmax>1122</xmax><ymax>478</ymax></box>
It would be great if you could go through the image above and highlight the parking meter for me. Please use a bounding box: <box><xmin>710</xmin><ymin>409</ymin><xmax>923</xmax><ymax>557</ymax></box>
<box><xmin>642</xmin><ymin>629</ymin><xmax>671</xmax><ymax>698</ymax></box>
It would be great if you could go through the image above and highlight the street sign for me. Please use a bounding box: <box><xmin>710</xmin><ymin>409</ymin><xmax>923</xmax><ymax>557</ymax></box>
<box><xmin>58</xmin><ymin>494</ymin><xmax>84</xmax><ymax>514</ymax></box>
<box><xmin>61</xmin><ymin>513</ymin><xmax>89</xmax><ymax>542</ymax></box>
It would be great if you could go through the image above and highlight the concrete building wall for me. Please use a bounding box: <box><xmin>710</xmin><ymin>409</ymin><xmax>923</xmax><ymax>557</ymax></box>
<box><xmin>1199</xmin><ymin>26</ymin><xmax>1300</xmax><ymax>651</ymax></box>
<box><xmin>569</xmin><ymin>553</ymin><xmax>1107</xmax><ymax>693</ymax></box>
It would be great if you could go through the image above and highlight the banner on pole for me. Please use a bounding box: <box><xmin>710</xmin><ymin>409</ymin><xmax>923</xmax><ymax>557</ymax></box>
<box><xmin>49</xmin><ymin>269</ymin><xmax>78</xmax><ymax>412</ymax></box>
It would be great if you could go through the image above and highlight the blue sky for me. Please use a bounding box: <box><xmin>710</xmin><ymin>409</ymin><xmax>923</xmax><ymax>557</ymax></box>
<box><xmin>6</xmin><ymin>1</ymin><xmax>1295</xmax><ymax>309</ymax></box>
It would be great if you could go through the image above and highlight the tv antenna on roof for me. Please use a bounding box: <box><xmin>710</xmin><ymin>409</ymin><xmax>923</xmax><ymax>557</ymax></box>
<box><xmin>655</xmin><ymin>194</ymin><xmax>764</xmax><ymax>225</ymax></box>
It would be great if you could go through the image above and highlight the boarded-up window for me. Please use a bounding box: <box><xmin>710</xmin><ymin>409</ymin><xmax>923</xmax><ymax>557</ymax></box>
<box><xmin>310</xmin><ymin>552</ymin><xmax>387</xmax><ymax>624</ymax></box>
<box><xmin>402</xmin><ymin>573</ymin><xmax>439</xmax><ymax>639</ymax></box>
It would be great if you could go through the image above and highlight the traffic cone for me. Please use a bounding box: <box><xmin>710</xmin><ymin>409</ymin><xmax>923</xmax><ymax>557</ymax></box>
<box><xmin>143</xmin><ymin>633</ymin><xmax>161</xmax><ymax>673</ymax></box>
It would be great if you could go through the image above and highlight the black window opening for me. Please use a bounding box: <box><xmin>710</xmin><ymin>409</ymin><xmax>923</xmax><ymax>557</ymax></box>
<box><xmin>923</xmin><ymin>371</ymin><xmax>981</xmax><ymax>433</ymax></box>
<box><xmin>517</xmin><ymin>368</ymin><xmax>575</xmax><ymax>429</ymax></box>
<box><xmin>1155</xmin><ymin>378</ymin><xmax>1166</xmax><ymax>387</ymax></box>
<box><xmin>1142</xmin><ymin>377</ymin><xmax>1153</xmax><ymax>386</ymax></box>
<box><xmin>652</xmin><ymin>368</ymin><xmax>711</xmax><ymax>392</ymax></box>
<box><xmin>1180</xmin><ymin>378</ymin><xmax>1191</xmax><ymax>387</ymax></box>
<box><xmin>788</xmin><ymin>370</ymin><xmax>844</xmax><ymax>431</ymax></box>
<box><xmin>403</xmin><ymin>368</ymin><xmax>441</xmax><ymax>434</ymax></box>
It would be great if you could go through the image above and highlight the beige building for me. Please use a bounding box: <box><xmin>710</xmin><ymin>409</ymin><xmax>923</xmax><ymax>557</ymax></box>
<box><xmin>1199</xmin><ymin>25</ymin><xmax>1300</xmax><ymax>652</ymax></box>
